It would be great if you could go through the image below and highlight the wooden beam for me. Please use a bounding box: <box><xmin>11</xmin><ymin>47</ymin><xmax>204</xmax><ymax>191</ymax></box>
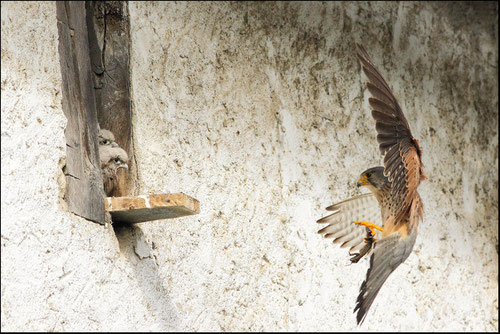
<box><xmin>88</xmin><ymin>1</ymin><xmax>134</xmax><ymax>197</ymax></box>
<box><xmin>105</xmin><ymin>193</ymin><xmax>200</xmax><ymax>224</ymax></box>
<box><xmin>56</xmin><ymin>2</ymin><xmax>106</xmax><ymax>224</ymax></box>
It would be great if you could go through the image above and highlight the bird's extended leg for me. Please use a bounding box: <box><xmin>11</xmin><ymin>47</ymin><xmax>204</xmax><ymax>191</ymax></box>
<box><xmin>354</xmin><ymin>220</ymin><xmax>383</xmax><ymax>236</ymax></box>
<box><xmin>349</xmin><ymin>228</ymin><xmax>376</xmax><ymax>263</ymax></box>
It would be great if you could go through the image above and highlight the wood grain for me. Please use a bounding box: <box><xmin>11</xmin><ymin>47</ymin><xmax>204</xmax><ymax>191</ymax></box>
<box><xmin>105</xmin><ymin>193</ymin><xmax>200</xmax><ymax>224</ymax></box>
<box><xmin>56</xmin><ymin>2</ymin><xmax>105</xmax><ymax>224</ymax></box>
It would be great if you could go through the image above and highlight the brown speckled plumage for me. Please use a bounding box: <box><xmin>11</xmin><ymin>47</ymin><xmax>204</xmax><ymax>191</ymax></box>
<box><xmin>99</xmin><ymin>133</ymin><xmax>129</xmax><ymax>197</ymax></box>
<box><xmin>317</xmin><ymin>44</ymin><xmax>426</xmax><ymax>325</ymax></box>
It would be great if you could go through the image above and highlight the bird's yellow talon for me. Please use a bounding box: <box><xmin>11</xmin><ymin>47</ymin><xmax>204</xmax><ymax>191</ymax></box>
<box><xmin>354</xmin><ymin>220</ymin><xmax>383</xmax><ymax>235</ymax></box>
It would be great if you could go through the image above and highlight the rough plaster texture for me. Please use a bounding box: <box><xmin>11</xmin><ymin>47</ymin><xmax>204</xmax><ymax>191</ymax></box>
<box><xmin>1</xmin><ymin>1</ymin><xmax>498</xmax><ymax>331</ymax></box>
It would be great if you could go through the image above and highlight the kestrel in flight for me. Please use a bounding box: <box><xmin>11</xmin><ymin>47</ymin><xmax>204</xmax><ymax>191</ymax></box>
<box><xmin>317</xmin><ymin>44</ymin><xmax>426</xmax><ymax>325</ymax></box>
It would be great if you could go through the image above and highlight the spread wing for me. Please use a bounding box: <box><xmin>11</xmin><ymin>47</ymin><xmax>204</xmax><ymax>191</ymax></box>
<box><xmin>354</xmin><ymin>229</ymin><xmax>417</xmax><ymax>325</ymax></box>
<box><xmin>357</xmin><ymin>44</ymin><xmax>425</xmax><ymax>225</ymax></box>
<box><xmin>317</xmin><ymin>193</ymin><xmax>382</xmax><ymax>253</ymax></box>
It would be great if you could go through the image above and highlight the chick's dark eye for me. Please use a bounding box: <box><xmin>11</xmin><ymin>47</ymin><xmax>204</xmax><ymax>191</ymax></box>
<box><xmin>366</xmin><ymin>172</ymin><xmax>372</xmax><ymax>178</ymax></box>
<box><xmin>114</xmin><ymin>158</ymin><xmax>120</xmax><ymax>163</ymax></box>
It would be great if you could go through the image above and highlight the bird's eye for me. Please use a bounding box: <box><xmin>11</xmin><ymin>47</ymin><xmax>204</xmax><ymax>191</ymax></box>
<box><xmin>114</xmin><ymin>158</ymin><xmax>120</xmax><ymax>163</ymax></box>
<box><xmin>365</xmin><ymin>172</ymin><xmax>372</xmax><ymax>178</ymax></box>
<box><xmin>104</xmin><ymin>140</ymin><xmax>110</xmax><ymax>145</ymax></box>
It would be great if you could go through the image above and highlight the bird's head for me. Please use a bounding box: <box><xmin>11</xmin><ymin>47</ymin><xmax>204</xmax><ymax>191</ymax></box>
<box><xmin>357</xmin><ymin>166</ymin><xmax>388</xmax><ymax>189</ymax></box>
<box><xmin>98</xmin><ymin>128</ymin><xmax>119</xmax><ymax>148</ymax></box>
<box><xmin>100</xmin><ymin>145</ymin><xmax>129</xmax><ymax>172</ymax></box>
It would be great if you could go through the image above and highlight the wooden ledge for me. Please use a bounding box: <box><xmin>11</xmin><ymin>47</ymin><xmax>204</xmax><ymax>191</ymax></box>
<box><xmin>104</xmin><ymin>193</ymin><xmax>200</xmax><ymax>224</ymax></box>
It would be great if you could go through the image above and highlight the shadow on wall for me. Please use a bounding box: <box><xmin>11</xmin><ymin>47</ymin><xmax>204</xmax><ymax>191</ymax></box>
<box><xmin>113</xmin><ymin>223</ymin><xmax>180</xmax><ymax>330</ymax></box>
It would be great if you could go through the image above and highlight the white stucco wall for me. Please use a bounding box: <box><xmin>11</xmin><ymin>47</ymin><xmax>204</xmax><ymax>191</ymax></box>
<box><xmin>1</xmin><ymin>1</ymin><xmax>498</xmax><ymax>331</ymax></box>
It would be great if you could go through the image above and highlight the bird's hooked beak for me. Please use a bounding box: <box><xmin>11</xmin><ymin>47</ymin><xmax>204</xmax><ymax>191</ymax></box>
<box><xmin>357</xmin><ymin>175</ymin><xmax>369</xmax><ymax>188</ymax></box>
<box><xmin>117</xmin><ymin>164</ymin><xmax>128</xmax><ymax>170</ymax></box>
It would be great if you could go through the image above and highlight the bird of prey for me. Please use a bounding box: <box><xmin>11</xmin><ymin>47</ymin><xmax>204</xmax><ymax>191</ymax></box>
<box><xmin>99</xmin><ymin>141</ymin><xmax>129</xmax><ymax>197</ymax></box>
<box><xmin>98</xmin><ymin>127</ymin><xmax>119</xmax><ymax>148</ymax></box>
<box><xmin>317</xmin><ymin>44</ymin><xmax>426</xmax><ymax>325</ymax></box>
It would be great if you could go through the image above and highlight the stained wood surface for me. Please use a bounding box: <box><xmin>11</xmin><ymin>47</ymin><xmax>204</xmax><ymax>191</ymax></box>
<box><xmin>105</xmin><ymin>193</ymin><xmax>200</xmax><ymax>224</ymax></box>
<box><xmin>88</xmin><ymin>1</ymin><xmax>134</xmax><ymax>197</ymax></box>
<box><xmin>56</xmin><ymin>2</ymin><xmax>105</xmax><ymax>224</ymax></box>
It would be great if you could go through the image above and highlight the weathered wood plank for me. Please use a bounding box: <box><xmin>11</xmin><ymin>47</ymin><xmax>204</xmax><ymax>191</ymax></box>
<box><xmin>56</xmin><ymin>2</ymin><xmax>105</xmax><ymax>224</ymax></box>
<box><xmin>104</xmin><ymin>193</ymin><xmax>200</xmax><ymax>224</ymax></box>
<box><xmin>88</xmin><ymin>1</ymin><xmax>134</xmax><ymax>197</ymax></box>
